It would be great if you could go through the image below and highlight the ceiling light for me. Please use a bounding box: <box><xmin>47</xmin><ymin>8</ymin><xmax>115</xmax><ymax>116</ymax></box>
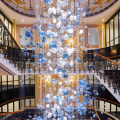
<box><xmin>102</xmin><ymin>19</ymin><xmax>104</xmax><ymax>21</ymax></box>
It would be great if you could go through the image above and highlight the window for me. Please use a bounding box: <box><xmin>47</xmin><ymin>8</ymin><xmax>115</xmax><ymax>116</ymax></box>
<box><xmin>0</xmin><ymin>10</ymin><xmax>12</xmax><ymax>34</ymax></box>
<box><xmin>114</xmin><ymin>15</ymin><xmax>118</xmax><ymax>44</ymax></box>
<box><xmin>106</xmin><ymin>23</ymin><xmax>109</xmax><ymax>47</ymax></box>
<box><xmin>14</xmin><ymin>101</ymin><xmax>19</xmax><ymax>111</ymax></box>
<box><xmin>110</xmin><ymin>19</ymin><xmax>113</xmax><ymax>46</ymax></box>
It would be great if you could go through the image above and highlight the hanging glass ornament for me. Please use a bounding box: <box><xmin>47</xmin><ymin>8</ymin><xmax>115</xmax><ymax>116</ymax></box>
<box><xmin>38</xmin><ymin>52</ymin><xmax>44</xmax><ymax>58</ymax></box>
<box><xmin>25</xmin><ymin>31</ymin><xmax>31</xmax><ymax>37</ymax></box>
<box><xmin>33</xmin><ymin>24</ymin><xmax>38</xmax><ymax>30</ymax></box>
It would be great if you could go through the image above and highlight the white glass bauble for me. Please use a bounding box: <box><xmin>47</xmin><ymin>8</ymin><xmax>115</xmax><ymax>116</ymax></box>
<box><xmin>70</xmin><ymin>15</ymin><xmax>73</xmax><ymax>21</ymax></box>
<box><xmin>79</xmin><ymin>29</ymin><xmax>83</xmax><ymax>34</ymax></box>
<box><xmin>46</xmin><ymin>104</ymin><xmax>50</xmax><ymax>108</ymax></box>
<box><xmin>48</xmin><ymin>8</ymin><xmax>52</xmax><ymax>13</ymax></box>
<box><xmin>59</xmin><ymin>81</ymin><xmax>62</xmax><ymax>85</ymax></box>
<box><xmin>64</xmin><ymin>34</ymin><xmax>68</xmax><ymax>40</ymax></box>
<box><xmin>74</xmin><ymin>15</ymin><xmax>77</xmax><ymax>20</ymax></box>
<box><xmin>53</xmin><ymin>19</ymin><xmax>56</xmax><ymax>23</ymax></box>
<box><xmin>64</xmin><ymin>117</ymin><xmax>67</xmax><ymax>120</ymax></box>
<box><xmin>56</xmin><ymin>22</ymin><xmax>61</xmax><ymax>28</ymax></box>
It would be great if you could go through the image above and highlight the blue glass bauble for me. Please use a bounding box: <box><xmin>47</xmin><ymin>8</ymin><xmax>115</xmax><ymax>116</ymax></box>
<box><xmin>76</xmin><ymin>86</ymin><xmax>80</xmax><ymax>91</ymax></box>
<box><xmin>92</xmin><ymin>97</ymin><xmax>96</xmax><ymax>101</ymax></box>
<box><xmin>57</xmin><ymin>66</ymin><xmax>62</xmax><ymax>72</ymax></box>
<box><xmin>34</xmin><ymin>62</ymin><xmax>38</xmax><ymax>66</ymax></box>
<box><xmin>87</xmin><ymin>7</ymin><xmax>90</xmax><ymax>12</ymax></box>
<box><xmin>79</xmin><ymin>111</ymin><xmax>82</xmax><ymax>115</ymax></box>
<box><xmin>93</xmin><ymin>114</ymin><xmax>97</xmax><ymax>118</ymax></box>
<box><xmin>89</xmin><ymin>64</ymin><xmax>93</xmax><ymax>69</ymax></box>
<box><xmin>25</xmin><ymin>31</ymin><xmax>31</xmax><ymax>37</ymax></box>
<box><xmin>51</xmin><ymin>79</ymin><xmax>57</xmax><ymax>84</ymax></box>
<box><xmin>77</xmin><ymin>91</ymin><xmax>81</xmax><ymax>96</ymax></box>
<box><xmin>38</xmin><ymin>52</ymin><xmax>44</xmax><ymax>58</ymax></box>
<box><xmin>69</xmin><ymin>34</ymin><xmax>72</xmax><ymax>38</ymax></box>
<box><xmin>102</xmin><ymin>87</ymin><xmax>105</xmax><ymax>90</ymax></box>
<box><xmin>26</xmin><ymin>43</ymin><xmax>30</xmax><ymax>48</ymax></box>
<box><xmin>63</xmin><ymin>73</ymin><xmax>68</xmax><ymax>78</ymax></box>
<box><xmin>76</xmin><ymin>57</ymin><xmax>82</xmax><ymax>63</ymax></box>
<box><xmin>57</xmin><ymin>111</ymin><xmax>62</xmax><ymax>116</ymax></box>
<box><xmin>21</xmin><ymin>50</ymin><xmax>24</xmax><ymax>53</ymax></box>
<box><xmin>41</xmin><ymin>58</ymin><xmax>46</xmax><ymax>63</ymax></box>
<box><xmin>77</xmin><ymin>8</ymin><xmax>81</xmax><ymax>13</ymax></box>
<box><xmin>29</xmin><ymin>41</ymin><xmax>34</xmax><ymax>46</ymax></box>
<box><xmin>48</xmin><ymin>33</ymin><xmax>54</xmax><ymax>38</ymax></box>
<box><xmin>44</xmin><ymin>0</ymin><xmax>52</xmax><ymax>4</ymax></box>
<box><xmin>34</xmin><ymin>54</ymin><xmax>38</xmax><ymax>59</ymax></box>
<box><xmin>24</xmin><ymin>52</ymin><xmax>29</xmax><ymax>57</ymax></box>
<box><xmin>83</xmin><ymin>79</ymin><xmax>86</xmax><ymax>83</ymax></box>
<box><xmin>44</xmin><ymin>97</ymin><xmax>49</xmax><ymax>102</ymax></box>
<box><xmin>30</xmin><ymin>29</ymin><xmax>34</xmax><ymax>34</ymax></box>
<box><xmin>81</xmin><ymin>0</ymin><xmax>84</xmax><ymax>2</ymax></box>
<box><xmin>67</xmin><ymin>106</ymin><xmax>74</xmax><ymax>113</ymax></box>
<box><xmin>33</xmin><ymin>24</ymin><xmax>38</xmax><ymax>30</ymax></box>
<box><xmin>41</xmin><ymin>37</ymin><xmax>46</xmax><ymax>43</ymax></box>
<box><xmin>83</xmin><ymin>94</ymin><xmax>90</xmax><ymax>104</ymax></box>
<box><xmin>62</xmin><ymin>89</ymin><xmax>69</xmax><ymax>95</ymax></box>
<box><xmin>29</xmin><ymin>69</ymin><xmax>32</xmax><ymax>72</ymax></box>
<box><xmin>32</xmin><ymin>49</ymin><xmax>36</xmax><ymax>53</ymax></box>
<box><xmin>63</xmin><ymin>53</ymin><xmax>68</xmax><ymax>58</ymax></box>
<box><xmin>76</xmin><ymin>99</ymin><xmax>80</xmax><ymax>103</ymax></box>
<box><xmin>38</xmin><ymin>59</ymin><xmax>42</xmax><ymax>64</ymax></box>
<box><xmin>38</xmin><ymin>31</ymin><xmax>45</xmax><ymax>37</ymax></box>
<box><xmin>93</xmin><ymin>90</ymin><xmax>99</xmax><ymax>95</ymax></box>
<box><xmin>49</xmin><ymin>42</ymin><xmax>56</xmax><ymax>49</ymax></box>
<box><xmin>85</xmin><ymin>82</ymin><xmax>92</xmax><ymax>90</ymax></box>
<box><xmin>30</xmin><ymin>34</ymin><xmax>33</xmax><ymax>39</ymax></box>
<box><xmin>56</xmin><ymin>95</ymin><xmax>62</xmax><ymax>102</ymax></box>
<box><xmin>80</xmin><ymin>37</ymin><xmax>84</xmax><ymax>42</ymax></box>
<box><xmin>77</xmin><ymin>103</ymin><xmax>83</xmax><ymax>111</ymax></box>
<box><xmin>77</xmin><ymin>15</ymin><xmax>80</xmax><ymax>19</ymax></box>
<box><xmin>78</xmin><ymin>80</ymin><xmax>86</xmax><ymax>87</ymax></box>
<box><xmin>36</xmin><ymin>42</ymin><xmax>43</xmax><ymax>48</ymax></box>
<box><xmin>75</xmin><ymin>20</ymin><xmax>80</xmax><ymax>26</ymax></box>
<box><xmin>82</xmin><ymin>107</ymin><xmax>87</xmax><ymax>113</ymax></box>
<box><xmin>38</xmin><ymin>25</ymin><xmax>43</xmax><ymax>30</ymax></box>
<box><xmin>37</xmin><ymin>19</ymin><xmax>41</xmax><ymax>24</ymax></box>
<box><xmin>60</xmin><ymin>116</ymin><xmax>64</xmax><ymax>120</ymax></box>
<box><xmin>65</xmin><ymin>64</ymin><xmax>70</xmax><ymax>69</ymax></box>
<box><xmin>24</xmin><ymin>47</ymin><xmax>28</xmax><ymax>52</ymax></box>
<box><xmin>19</xmin><ymin>35</ymin><xmax>22</xmax><ymax>38</ymax></box>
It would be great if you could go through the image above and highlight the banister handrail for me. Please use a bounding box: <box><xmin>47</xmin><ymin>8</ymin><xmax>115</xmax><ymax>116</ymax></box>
<box><xmin>0</xmin><ymin>79</ymin><xmax>35</xmax><ymax>83</ymax></box>
<box><xmin>94</xmin><ymin>52</ymin><xmax>120</xmax><ymax>66</ymax></box>
<box><xmin>0</xmin><ymin>105</ymin><xmax>101</xmax><ymax>120</ymax></box>
<box><xmin>106</xmin><ymin>36</ymin><xmax>120</xmax><ymax>44</ymax></box>
<box><xmin>0</xmin><ymin>18</ymin><xmax>21</xmax><ymax>49</ymax></box>
<box><xmin>0</xmin><ymin>96</ymin><xmax>34</xmax><ymax>106</ymax></box>
<box><xmin>94</xmin><ymin>97</ymin><xmax>120</xmax><ymax>107</ymax></box>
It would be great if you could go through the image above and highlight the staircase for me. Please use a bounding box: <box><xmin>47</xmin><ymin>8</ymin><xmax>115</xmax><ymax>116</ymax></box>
<box><xmin>0</xmin><ymin>18</ymin><xmax>120</xmax><ymax>102</ymax></box>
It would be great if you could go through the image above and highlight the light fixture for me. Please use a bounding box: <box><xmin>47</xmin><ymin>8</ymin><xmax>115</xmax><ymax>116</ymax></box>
<box><xmin>102</xmin><ymin>19</ymin><xmax>104</xmax><ymax>21</ymax></box>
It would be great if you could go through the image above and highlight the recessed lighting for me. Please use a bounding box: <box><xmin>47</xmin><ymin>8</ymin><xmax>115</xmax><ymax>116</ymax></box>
<box><xmin>102</xmin><ymin>19</ymin><xmax>104</xmax><ymax>21</ymax></box>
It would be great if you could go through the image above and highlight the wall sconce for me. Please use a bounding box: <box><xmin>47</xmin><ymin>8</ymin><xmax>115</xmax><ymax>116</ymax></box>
<box><xmin>45</xmin><ymin>79</ymin><xmax>49</xmax><ymax>85</ymax></box>
<box><xmin>69</xmin><ymin>41</ymin><xmax>73</xmax><ymax>47</ymax></box>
